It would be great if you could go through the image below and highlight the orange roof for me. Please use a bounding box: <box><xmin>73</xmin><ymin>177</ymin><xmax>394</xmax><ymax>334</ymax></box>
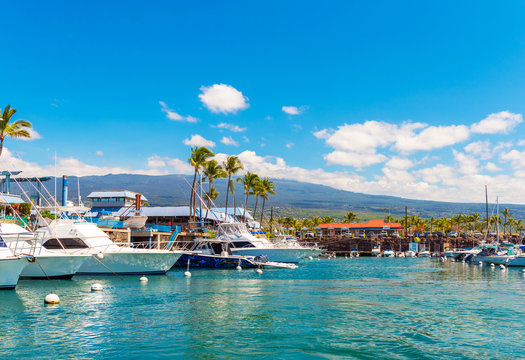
<box><xmin>319</xmin><ymin>219</ymin><xmax>403</xmax><ymax>229</ymax></box>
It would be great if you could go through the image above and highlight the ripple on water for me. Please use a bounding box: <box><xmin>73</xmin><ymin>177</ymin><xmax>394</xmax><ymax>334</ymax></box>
<box><xmin>1</xmin><ymin>259</ymin><xmax>525</xmax><ymax>359</ymax></box>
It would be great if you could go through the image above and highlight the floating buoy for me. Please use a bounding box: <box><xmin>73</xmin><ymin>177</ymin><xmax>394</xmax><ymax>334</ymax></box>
<box><xmin>140</xmin><ymin>275</ymin><xmax>148</xmax><ymax>282</ymax></box>
<box><xmin>236</xmin><ymin>265</ymin><xmax>242</xmax><ymax>271</ymax></box>
<box><xmin>479</xmin><ymin>261</ymin><xmax>483</xmax><ymax>266</ymax></box>
<box><xmin>44</xmin><ymin>292</ymin><xmax>60</xmax><ymax>305</ymax></box>
<box><xmin>308</xmin><ymin>256</ymin><xmax>313</xmax><ymax>261</ymax></box>
<box><xmin>256</xmin><ymin>268</ymin><xmax>263</xmax><ymax>274</ymax></box>
<box><xmin>96</xmin><ymin>252</ymin><xmax>104</xmax><ymax>260</ymax></box>
<box><xmin>490</xmin><ymin>263</ymin><xmax>495</xmax><ymax>268</ymax></box>
<box><xmin>499</xmin><ymin>264</ymin><xmax>505</xmax><ymax>270</ymax></box>
<box><xmin>184</xmin><ymin>271</ymin><xmax>191</xmax><ymax>277</ymax></box>
<box><xmin>91</xmin><ymin>283</ymin><xmax>104</xmax><ymax>292</ymax></box>
<box><xmin>521</xmin><ymin>269</ymin><xmax>525</xmax><ymax>273</ymax></box>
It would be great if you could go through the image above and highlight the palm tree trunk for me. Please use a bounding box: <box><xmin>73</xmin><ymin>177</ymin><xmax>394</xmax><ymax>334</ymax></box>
<box><xmin>225</xmin><ymin>175</ymin><xmax>231</xmax><ymax>220</ymax></box>
<box><xmin>243</xmin><ymin>191</ymin><xmax>248</xmax><ymax>220</ymax></box>
<box><xmin>260</xmin><ymin>198</ymin><xmax>266</xmax><ymax>226</ymax></box>
<box><xmin>253</xmin><ymin>196</ymin><xmax>259</xmax><ymax>219</ymax></box>
<box><xmin>190</xmin><ymin>170</ymin><xmax>197</xmax><ymax>222</ymax></box>
<box><xmin>205</xmin><ymin>179</ymin><xmax>212</xmax><ymax>223</ymax></box>
<box><xmin>0</xmin><ymin>138</ymin><xmax>4</xmax><ymax>158</ymax></box>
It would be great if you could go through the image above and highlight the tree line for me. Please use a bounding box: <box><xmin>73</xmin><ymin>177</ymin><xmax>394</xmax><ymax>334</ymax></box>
<box><xmin>188</xmin><ymin>146</ymin><xmax>277</xmax><ymax>225</ymax></box>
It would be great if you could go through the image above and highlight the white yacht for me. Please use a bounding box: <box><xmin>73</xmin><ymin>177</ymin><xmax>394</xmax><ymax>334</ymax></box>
<box><xmin>371</xmin><ymin>245</ymin><xmax>381</xmax><ymax>257</ymax></box>
<box><xmin>38</xmin><ymin>219</ymin><xmax>182</xmax><ymax>275</ymax></box>
<box><xmin>405</xmin><ymin>250</ymin><xmax>417</xmax><ymax>257</ymax></box>
<box><xmin>382</xmin><ymin>247</ymin><xmax>395</xmax><ymax>257</ymax></box>
<box><xmin>1</xmin><ymin>222</ymin><xmax>87</xmax><ymax>279</ymax></box>
<box><xmin>0</xmin><ymin>240</ymin><xmax>28</xmax><ymax>289</ymax></box>
<box><xmin>216</xmin><ymin>223</ymin><xmax>319</xmax><ymax>263</ymax></box>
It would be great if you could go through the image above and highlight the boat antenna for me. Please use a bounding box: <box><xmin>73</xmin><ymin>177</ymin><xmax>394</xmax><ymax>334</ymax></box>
<box><xmin>485</xmin><ymin>185</ymin><xmax>489</xmax><ymax>236</ymax></box>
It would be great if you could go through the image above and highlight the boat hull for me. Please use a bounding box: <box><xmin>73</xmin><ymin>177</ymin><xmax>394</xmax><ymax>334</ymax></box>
<box><xmin>508</xmin><ymin>256</ymin><xmax>525</xmax><ymax>267</ymax></box>
<box><xmin>175</xmin><ymin>253</ymin><xmax>256</xmax><ymax>268</ymax></box>
<box><xmin>231</xmin><ymin>248</ymin><xmax>311</xmax><ymax>263</ymax></box>
<box><xmin>76</xmin><ymin>251</ymin><xmax>181</xmax><ymax>275</ymax></box>
<box><xmin>0</xmin><ymin>257</ymin><xmax>28</xmax><ymax>289</ymax></box>
<box><xmin>20</xmin><ymin>254</ymin><xmax>87</xmax><ymax>279</ymax></box>
<box><xmin>470</xmin><ymin>255</ymin><xmax>510</xmax><ymax>265</ymax></box>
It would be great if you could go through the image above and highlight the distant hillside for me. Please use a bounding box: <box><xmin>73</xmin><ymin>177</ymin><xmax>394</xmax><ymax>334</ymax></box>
<box><xmin>24</xmin><ymin>174</ymin><xmax>525</xmax><ymax>220</ymax></box>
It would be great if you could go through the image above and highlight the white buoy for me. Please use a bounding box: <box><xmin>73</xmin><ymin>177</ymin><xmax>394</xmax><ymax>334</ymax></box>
<box><xmin>236</xmin><ymin>265</ymin><xmax>242</xmax><ymax>271</ymax></box>
<box><xmin>44</xmin><ymin>292</ymin><xmax>60</xmax><ymax>305</ymax></box>
<box><xmin>91</xmin><ymin>283</ymin><xmax>104</xmax><ymax>291</ymax></box>
<box><xmin>96</xmin><ymin>252</ymin><xmax>104</xmax><ymax>260</ymax></box>
<box><xmin>256</xmin><ymin>268</ymin><xmax>263</xmax><ymax>274</ymax></box>
<box><xmin>521</xmin><ymin>269</ymin><xmax>525</xmax><ymax>273</ymax></box>
<box><xmin>184</xmin><ymin>259</ymin><xmax>191</xmax><ymax>277</ymax></box>
<box><xmin>499</xmin><ymin>264</ymin><xmax>505</xmax><ymax>270</ymax></box>
<box><xmin>140</xmin><ymin>275</ymin><xmax>148</xmax><ymax>282</ymax></box>
<box><xmin>490</xmin><ymin>263</ymin><xmax>495</xmax><ymax>268</ymax></box>
<box><xmin>308</xmin><ymin>256</ymin><xmax>313</xmax><ymax>260</ymax></box>
<box><xmin>479</xmin><ymin>261</ymin><xmax>483</xmax><ymax>266</ymax></box>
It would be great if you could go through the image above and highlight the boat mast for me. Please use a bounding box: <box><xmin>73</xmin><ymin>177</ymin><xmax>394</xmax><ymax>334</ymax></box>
<box><xmin>496</xmin><ymin>196</ymin><xmax>500</xmax><ymax>244</ymax></box>
<box><xmin>485</xmin><ymin>185</ymin><xmax>489</xmax><ymax>237</ymax></box>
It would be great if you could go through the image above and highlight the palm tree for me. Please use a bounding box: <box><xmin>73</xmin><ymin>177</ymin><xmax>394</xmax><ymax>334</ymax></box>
<box><xmin>236</xmin><ymin>172</ymin><xmax>259</xmax><ymax>219</ymax></box>
<box><xmin>322</xmin><ymin>216</ymin><xmax>334</xmax><ymax>224</ymax></box>
<box><xmin>252</xmin><ymin>177</ymin><xmax>263</xmax><ymax>218</ymax></box>
<box><xmin>0</xmin><ymin>105</ymin><xmax>32</xmax><ymax>158</ymax></box>
<box><xmin>343</xmin><ymin>212</ymin><xmax>357</xmax><ymax>223</ymax></box>
<box><xmin>202</xmin><ymin>160</ymin><xmax>226</xmax><ymax>210</ymax></box>
<box><xmin>188</xmin><ymin>146</ymin><xmax>214</xmax><ymax>221</ymax></box>
<box><xmin>258</xmin><ymin>177</ymin><xmax>276</xmax><ymax>225</ymax></box>
<box><xmin>222</xmin><ymin>155</ymin><xmax>244</xmax><ymax>218</ymax></box>
<box><xmin>500</xmin><ymin>207</ymin><xmax>514</xmax><ymax>235</ymax></box>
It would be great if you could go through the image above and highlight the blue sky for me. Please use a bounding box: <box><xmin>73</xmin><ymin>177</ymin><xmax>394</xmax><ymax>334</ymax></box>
<box><xmin>1</xmin><ymin>1</ymin><xmax>525</xmax><ymax>203</ymax></box>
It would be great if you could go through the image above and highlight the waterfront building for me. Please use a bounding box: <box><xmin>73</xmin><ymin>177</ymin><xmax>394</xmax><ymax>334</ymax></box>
<box><xmin>318</xmin><ymin>220</ymin><xmax>403</xmax><ymax>237</ymax></box>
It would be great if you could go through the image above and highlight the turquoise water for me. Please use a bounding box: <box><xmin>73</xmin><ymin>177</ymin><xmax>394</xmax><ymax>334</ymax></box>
<box><xmin>1</xmin><ymin>258</ymin><xmax>525</xmax><ymax>359</ymax></box>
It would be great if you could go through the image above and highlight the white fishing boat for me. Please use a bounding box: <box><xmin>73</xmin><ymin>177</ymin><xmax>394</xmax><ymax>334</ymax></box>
<box><xmin>38</xmin><ymin>219</ymin><xmax>182</xmax><ymax>275</ymax></box>
<box><xmin>1</xmin><ymin>222</ymin><xmax>88</xmax><ymax>279</ymax></box>
<box><xmin>216</xmin><ymin>223</ymin><xmax>318</xmax><ymax>263</ymax></box>
<box><xmin>405</xmin><ymin>250</ymin><xmax>417</xmax><ymax>257</ymax></box>
<box><xmin>371</xmin><ymin>244</ymin><xmax>381</xmax><ymax>257</ymax></box>
<box><xmin>0</xmin><ymin>241</ymin><xmax>28</xmax><ymax>289</ymax></box>
<box><xmin>396</xmin><ymin>251</ymin><xmax>405</xmax><ymax>257</ymax></box>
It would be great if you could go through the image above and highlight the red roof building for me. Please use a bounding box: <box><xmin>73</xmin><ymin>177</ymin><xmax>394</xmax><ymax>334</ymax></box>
<box><xmin>318</xmin><ymin>220</ymin><xmax>403</xmax><ymax>236</ymax></box>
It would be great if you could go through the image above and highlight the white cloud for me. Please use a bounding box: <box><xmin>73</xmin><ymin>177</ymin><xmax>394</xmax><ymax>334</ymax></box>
<box><xmin>242</xmin><ymin>136</ymin><xmax>250</xmax><ymax>143</ymax></box>
<box><xmin>282</xmin><ymin>106</ymin><xmax>307</xmax><ymax>115</ymax></box>
<box><xmin>147</xmin><ymin>155</ymin><xmax>193</xmax><ymax>174</ymax></box>
<box><xmin>198</xmin><ymin>84</ymin><xmax>249</xmax><ymax>114</ymax></box>
<box><xmin>453</xmin><ymin>150</ymin><xmax>479</xmax><ymax>175</ymax></box>
<box><xmin>183</xmin><ymin>134</ymin><xmax>216</xmax><ymax>148</ymax></box>
<box><xmin>19</xmin><ymin>127</ymin><xmax>42</xmax><ymax>141</ymax></box>
<box><xmin>0</xmin><ymin>148</ymin><xmax>166</xmax><ymax>178</ymax></box>
<box><xmin>159</xmin><ymin>101</ymin><xmax>198</xmax><ymax>123</ymax></box>
<box><xmin>471</xmin><ymin>111</ymin><xmax>522</xmax><ymax>134</ymax></box>
<box><xmin>96</xmin><ymin>150</ymin><xmax>104</xmax><ymax>157</ymax></box>
<box><xmin>324</xmin><ymin>150</ymin><xmax>388</xmax><ymax>168</ymax></box>
<box><xmin>485</xmin><ymin>162</ymin><xmax>501</xmax><ymax>172</ymax></box>
<box><xmin>464</xmin><ymin>141</ymin><xmax>492</xmax><ymax>160</ymax></box>
<box><xmin>394</xmin><ymin>124</ymin><xmax>470</xmax><ymax>153</ymax></box>
<box><xmin>220</xmin><ymin>136</ymin><xmax>239</xmax><ymax>146</ymax></box>
<box><xmin>500</xmin><ymin>149</ymin><xmax>525</xmax><ymax>168</ymax></box>
<box><xmin>385</xmin><ymin>157</ymin><xmax>413</xmax><ymax>170</ymax></box>
<box><xmin>518</xmin><ymin>140</ymin><xmax>525</xmax><ymax>146</ymax></box>
<box><xmin>213</xmin><ymin>122</ymin><xmax>246</xmax><ymax>132</ymax></box>
<box><xmin>147</xmin><ymin>155</ymin><xmax>166</xmax><ymax>168</ymax></box>
<box><xmin>286</xmin><ymin>142</ymin><xmax>294</xmax><ymax>148</ymax></box>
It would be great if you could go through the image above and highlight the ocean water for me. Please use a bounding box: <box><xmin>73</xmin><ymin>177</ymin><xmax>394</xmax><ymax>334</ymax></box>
<box><xmin>1</xmin><ymin>258</ymin><xmax>525</xmax><ymax>359</ymax></box>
